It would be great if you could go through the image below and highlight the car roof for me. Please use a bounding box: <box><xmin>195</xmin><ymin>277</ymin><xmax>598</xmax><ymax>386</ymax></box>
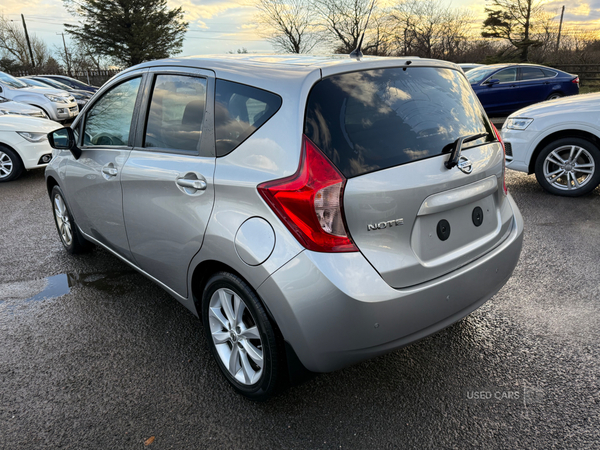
<box><xmin>124</xmin><ymin>54</ymin><xmax>461</xmax><ymax>85</ymax></box>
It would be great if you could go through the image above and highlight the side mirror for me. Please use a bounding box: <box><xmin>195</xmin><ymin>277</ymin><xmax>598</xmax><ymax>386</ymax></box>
<box><xmin>485</xmin><ymin>79</ymin><xmax>500</xmax><ymax>86</ymax></box>
<box><xmin>48</xmin><ymin>127</ymin><xmax>82</xmax><ymax>159</ymax></box>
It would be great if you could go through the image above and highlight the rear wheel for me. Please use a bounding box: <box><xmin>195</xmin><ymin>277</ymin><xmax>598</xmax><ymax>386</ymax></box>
<box><xmin>534</xmin><ymin>137</ymin><xmax>600</xmax><ymax>196</ymax></box>
<box><xmin>202</xmin><ymin>272</ymin><xmax>282</xmax><ymax>401</ymax></box>
<box><xmin>0</xmin><ymin>146</ymin><xmax>23</xmax><ymax>182</ymax></box>
<box><xmin>51</xmin><ymin>185</ymin><xmax>94</xmax><ymax>253</ymax></box>
<box><xmin>546</xmin><ymin>92</ymin><xmax>562</xmax><ymax>100</ymax></box>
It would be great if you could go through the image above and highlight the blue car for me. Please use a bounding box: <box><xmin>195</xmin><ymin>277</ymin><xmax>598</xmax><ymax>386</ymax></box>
<box><xmin>466</xmin><ymin>64</ymin><xmax>579</xmax><ymax>116</ymax></box>
<box><xmin>41</xmin><ymin>75</ymin><xmax>99</xmax><ymax>94</ymax></box>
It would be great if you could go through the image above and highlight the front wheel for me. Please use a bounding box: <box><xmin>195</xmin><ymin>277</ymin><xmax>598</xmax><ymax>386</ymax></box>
<box><xmin>0</xmin><ymin>146</ymin><xmax>23</xmax><ymax>182</ymax></box>
<box><xmin>202</xmin><ymin>272</ymin><xmax>282</xmax><ymax>401</ymax></box>
<box><xmin>51</xmin><ymin>185</ymin><xmax>94</xmax><ymax>253</ymax></box>
<box><xmin>534</xmin><ymin>137</ymin><xmax>600</xmax><ymax>196</ymax></box>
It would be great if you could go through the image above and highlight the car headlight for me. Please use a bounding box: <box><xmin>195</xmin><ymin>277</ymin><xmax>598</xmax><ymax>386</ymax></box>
<box><xmin>504</xmin><ymin>118</ymin><xmax>534</xmax><ymax>130</ymax></box>
<box><xmin>0</xmin><ymin>109</ymin><xmax>22</xmax><ymax>116</ymax></box>
<box><xmin>44</xmin><ymin>94</ymin><xmax>68</xmax><ymax>103</ymax></box>
<box><xmin>16</xmin><ymin>131</ymin><xmax>49</xmax><ymax>142</ymax></box>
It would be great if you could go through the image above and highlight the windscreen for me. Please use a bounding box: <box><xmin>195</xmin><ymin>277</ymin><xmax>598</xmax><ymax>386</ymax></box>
<box><xmin>305</xmin><ymin>66</ymin><xmax>493</xmax><ymax>178</ymax></box>
<box><xmin>0</xmin><ymin>72</ymin><xmax>29</xmax><ymax>88</ymax></box>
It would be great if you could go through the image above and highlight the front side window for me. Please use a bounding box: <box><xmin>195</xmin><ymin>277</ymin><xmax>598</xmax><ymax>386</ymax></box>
<box><xmin>83</xmin><ymin>77</ymin><xmax>142</xmax><ymax>147</ymax></box>
<box><xmin>214</xmin><ymin>80</ymin><xmax>282</xmax><ymax>156</ymax></box>
<box><xmin>144</xmin><ymin>74</ymin><xmax>207</xmax><ymax>152</ymax></box>
<box><xmin>494</xmin><ymin>68</ymin><xmax>517</xmax><ymax>83</ymax></box>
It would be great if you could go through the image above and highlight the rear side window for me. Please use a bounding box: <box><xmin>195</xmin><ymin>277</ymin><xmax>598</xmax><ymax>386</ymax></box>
<box><xmin>215</xmin><ymin>79</ymin><xmax>282</xmax><ymax>156</ymax></box>
<box><xmin>521</xmin><ymin>68</ymin><xmax>546</xmax><ymax>80</ymax></box>
<box><xmin>305</xmin><ymin>67</ymin><xmax>493</xmax><ymax>178</ymax></box>
<box><xmin>541</xmin><ymin>69</ymin><xmax>557</xmax><ymax>78</ymax></box>
<box><xmin>144</xmin><ymin>74</ymin><xmax>207</xmax><ymax>153</ymax></box>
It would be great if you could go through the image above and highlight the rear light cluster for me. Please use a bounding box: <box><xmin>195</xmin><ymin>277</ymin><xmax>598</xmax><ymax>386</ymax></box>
<box><xmin>491</xmin><ymin>123</ymin><xmax>508</xmax><ymax>196</ymax></box>
<box><xmin>258</xmin><ymin>136</ymin><xmax>358</xmax><ymax>253</ymax></box>
<box><xmin>572</xmin><ymin>76</ymin><xmax>580</xmax><ymax>85</ymax></box>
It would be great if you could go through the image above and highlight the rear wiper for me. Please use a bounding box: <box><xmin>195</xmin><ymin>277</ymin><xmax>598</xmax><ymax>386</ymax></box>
<box><xmin>445</xmin><ymin>132</ymin><xmax>488</xmax><ymax>170</ymax></box>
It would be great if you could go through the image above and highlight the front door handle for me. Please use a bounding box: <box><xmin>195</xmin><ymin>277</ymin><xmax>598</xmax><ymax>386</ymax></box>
<box><xmin>102</xmin><ymin>166</ymin><xmax>118</xmax><ymax>177</ymax></box>
<box><xmin>176</xmin><ymin>178</ymin><xmax>207</xmax><ymax>191</ymax></box>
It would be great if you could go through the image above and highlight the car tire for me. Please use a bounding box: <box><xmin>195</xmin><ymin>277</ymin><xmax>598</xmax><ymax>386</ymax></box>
<box><xmin>546</xmin><ymin>93</ymin><xmax>562</xmax><ymax>100</ymax></box>
<box><xmin>202</xmin><ymin>272</ymin><xmax>282</xmax><ymax>401</ymax></box>
<box><xmin>0</xmin><ymin>145</ymin><xmax>24</xmax><ymax>182</ymax></box>
<box><xmin>50</xmin><ymin>185</ymin><xmax>94</xmax><ymax>254</ymax></box>
<box><xmin>534</xmin><ymin>137</ymin><xmax>600</xmax><ymax>197</ymax></box>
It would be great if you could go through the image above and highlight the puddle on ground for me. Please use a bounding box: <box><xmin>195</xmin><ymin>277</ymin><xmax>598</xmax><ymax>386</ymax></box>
<box><xmin>25</xmin><ymin>274</ymin><xmax>70</xmax><ymax>302</ymax></box>
<box><xmin>1</xmin><ymin>270</ymin><xmax>137</xmax><ymax>306</ymax></box>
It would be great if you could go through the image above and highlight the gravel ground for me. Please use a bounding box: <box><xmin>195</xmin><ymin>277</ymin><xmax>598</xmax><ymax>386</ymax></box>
<box><xmin>0</xmin><ymin>168</ymin><xmax>599</xmax><ymax>449</ymax></box>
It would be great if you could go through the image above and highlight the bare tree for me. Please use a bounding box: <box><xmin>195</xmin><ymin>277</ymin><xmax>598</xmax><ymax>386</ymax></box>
<box><xmin>55</xmin><ymin>40</ymin><xmax>109</xmax><ymax>74</ymax></box>
<box><xmin>482</xmin><ymin>0</ymin><xmax>546</xmax><ymax>61</ymax></box>
<box><xmin>314</xmin><ymin>0</ymin><xmax>391</xmax><ymax>55</ymax></box>
<box><xmin>255</xmin><ymin>0</ymin><xmax>321</xmax><ymax>53</ymax></box>
<box><xmin>390</xmin><ymin>0</ymin><xmax>473</xmax><ymax>60</ymax></box>
<box><xmin>0</xmin><ymin>15</ymin><xmax>52</xmax><ymax>71</ymax></box>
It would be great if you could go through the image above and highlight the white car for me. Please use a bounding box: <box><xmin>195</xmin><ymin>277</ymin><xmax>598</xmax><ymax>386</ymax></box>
<box><xmin>0</xmin><ymin>72</ymin><xmax>78</xmax><ymax>123</ymax></box>
<box><xmin>459</xmin><ymin>63</ymin><xmax>484</xmax><ymax>72</ymax></box>
<box><xmin>0</xmin><ymin>96</ymin><xmax>48</xmax><ymax>119</ymax></box>
<box><xmin>502</xmin><ymin>93</ymin><xmax>600</xmax><ymax>196</ymax></box>
<box><xmin>0</xmin><ymin>115</ymin><xmax>62</xmax><ymax>182</ymax></box>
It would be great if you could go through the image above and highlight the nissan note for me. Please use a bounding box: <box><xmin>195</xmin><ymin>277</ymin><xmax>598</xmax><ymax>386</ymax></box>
<box><xmin>45</xmin><ymin>55</ymin><xmax>524</xmax><ymax>400</ymax></box>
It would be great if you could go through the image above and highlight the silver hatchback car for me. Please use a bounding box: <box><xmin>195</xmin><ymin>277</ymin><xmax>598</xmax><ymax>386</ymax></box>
<box><xmin>46</xmin><ymin>55</ymin><xmax>523</xmax><ymax>400</ymax></box>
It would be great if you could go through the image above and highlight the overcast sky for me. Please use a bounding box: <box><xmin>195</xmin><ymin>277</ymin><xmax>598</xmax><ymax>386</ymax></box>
<box><xmin>1</xmin><ymin>0</ymin><xmax>599</xmax><ymax>59</ymax></box>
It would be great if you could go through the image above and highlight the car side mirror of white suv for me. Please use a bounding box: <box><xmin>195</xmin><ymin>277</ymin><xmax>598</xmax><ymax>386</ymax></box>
<box><xmin>48</xmin><ymin>127</ymin><xmax>82</xmax><ymax>159</ymax></box>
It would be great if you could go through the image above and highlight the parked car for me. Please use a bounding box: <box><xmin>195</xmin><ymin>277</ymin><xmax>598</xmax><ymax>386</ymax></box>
<box><xmin>0</xmin><ymin>96</ymin><xmax>48</xmax><ymax>119</ymax></box>
<box><xmin>41</xmin><ymin>75</ymin><xmax>99</xmax><ymax>93</ymax></box>
<box><xmin>459</xmin><ymin>63</ymin><xmax>484</xmax><ymax>72</ymax></box>
<box><xmin>0</xmin><ymin>71</ymin><xmax>78</xmax><ymax>122</ymax></box>
<box><xmin>22</xmin><ymin>76</ymin><xmax>93</xmax><ymax>110</ymax></box>
<box><xmin>502</xmin><ymin>92</ymin><xmax>600</xmax><ymax>196</ymax></box>
<box><xmin>0</xmin><ymin>115</ymin><xmax>61</xmax><ymax>181</ymax></box>
<box><xmin>45</xmin><ymin>55</ymin><xmax>523</xmax><ymax>400</ymax></box>
<box><xmin>466</xmin><ymin>64</ymin><xmax>579</xmax><ymax>116</ymax></box>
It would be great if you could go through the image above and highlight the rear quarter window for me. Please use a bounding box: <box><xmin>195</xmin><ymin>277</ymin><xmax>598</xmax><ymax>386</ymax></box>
<box><xmin>304</xmin><ymin>67</ymin><xmax>493</xmax><ymax>178</ymax></box>
<box><xmin>215</xmin><ymin>80</ymin><xmax>282</xmax><ymax>156</ymax></box>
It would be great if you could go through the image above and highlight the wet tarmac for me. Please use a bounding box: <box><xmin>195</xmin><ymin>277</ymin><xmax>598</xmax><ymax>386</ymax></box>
<box><xmin>1</xmin><ymin>168</ymin><xmax>599</xmax><ymax>449</ymax></box>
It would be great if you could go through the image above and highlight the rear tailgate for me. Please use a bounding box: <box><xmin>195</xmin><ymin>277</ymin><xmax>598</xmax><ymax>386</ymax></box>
<box><xmin>304</xmin><ymin>64</ymin><xmax>513</xmax><ymax>288</ymax></box>
<box><xmin>343</xmin><ymin>144</ymin><xmax>513</xmax><ymax>288</ymax></box>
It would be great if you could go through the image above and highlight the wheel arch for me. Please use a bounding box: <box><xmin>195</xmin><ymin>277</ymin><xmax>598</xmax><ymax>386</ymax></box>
<box><xmin>0</xmin><ymin>141</ymin><xmax>23</xmax><ymax>165</ymax></box>
<box><xmin>528</xmin><ymin>129</ymin><xmax>600</xmax><ymax>174</ymax></box>
<box><xmin>191</xmin><ymin>259</ymin><xmax>246</xmax><ymax>321</ymax></box>
<box><xmin>46</xmin><ymin>175</ymin><xmax>59</xmax><ymax>196</ymax></box>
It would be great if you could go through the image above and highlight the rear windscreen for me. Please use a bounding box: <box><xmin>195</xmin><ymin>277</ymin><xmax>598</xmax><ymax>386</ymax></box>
<box><xmin>304</xmin><ymin>67</ymin><xmax>494</xmax><ymax>178</ymax></box>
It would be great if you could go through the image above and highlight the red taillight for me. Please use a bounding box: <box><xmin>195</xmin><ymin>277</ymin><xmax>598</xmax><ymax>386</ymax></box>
<box><xmin>572</xmin><ymin>76</ymin><xmax>579</xmax><ymax>85</ymax></box>
<box><xmin>491</xmin><ymin>123</ymin><xmax>508</xmax><ymax>195</ymax></box>
<box><xmin>258</xmin><ymin>136</ymin><xmax>358</xmax><ymax>253</ymax></box>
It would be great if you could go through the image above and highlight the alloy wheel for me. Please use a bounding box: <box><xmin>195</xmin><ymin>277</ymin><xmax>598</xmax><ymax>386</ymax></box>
<box><xmin>543</xmin><ymin>145</ymin><xmax>595</xmax><ymax>191</ymax></box>
<box><xmin>0</xmin><ymin>151</ymin><xmax>14</xmax><ymax>179</ymax></box>
<box><xmin>53</xmin><ymin>194</ymin><xmax>73</xmax><ymax>246</ymax></box>
<box><xmin>208</xmin><ymin>288</ymin><xmax>264</xmax><ymax>385</ymax></box>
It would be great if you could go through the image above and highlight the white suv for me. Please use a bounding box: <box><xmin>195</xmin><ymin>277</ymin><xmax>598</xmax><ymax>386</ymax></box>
<box><xmin>0</xmin><ymin>72</ymin><xmax>78</xmax><ymax>123</ymax></box>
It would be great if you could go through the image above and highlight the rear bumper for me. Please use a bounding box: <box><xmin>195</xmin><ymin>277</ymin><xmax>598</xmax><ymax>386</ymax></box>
<box><xmin>258</xmin><ymin>193</ymin><xmax>524</xmax><ymax>373</ymax></box>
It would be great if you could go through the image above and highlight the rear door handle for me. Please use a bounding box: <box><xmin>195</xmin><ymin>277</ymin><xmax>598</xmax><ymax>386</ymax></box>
<box><xmin>102</xmin><ymin>166</ymin><xmax>118</xmax><ymax>177</ymax></box>
<box><xmin>176</xmin><ymin>178</ymin><xmax>207</xmax><ymax>191</ymax></box>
